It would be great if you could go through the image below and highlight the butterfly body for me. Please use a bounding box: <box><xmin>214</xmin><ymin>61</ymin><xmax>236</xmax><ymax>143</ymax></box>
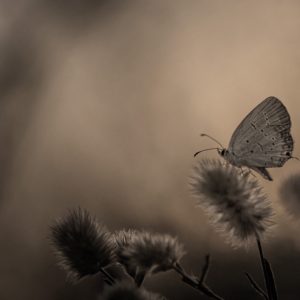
<box><xmin>218</xmin><ymin>148</ymin><xmax>274</xmax><ymax>180</ymax></box>
<box><xmin>199</xmin><ymin>97</ymin><xmax>295</xmax><ymax>181</ymax></box>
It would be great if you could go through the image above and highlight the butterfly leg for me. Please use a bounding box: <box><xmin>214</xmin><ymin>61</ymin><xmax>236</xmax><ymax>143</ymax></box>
<box><xmin>248</xmin><ymin>169</ymin><xmax>257</xmax><ymax>178</ymax></box>
<box><xmin>240</xmin><ymin>166</ymin><xmax>255</xmax><ymax>178</ymax></box>
<box><xmin>291</xmin><ymin>156</ymin><xmax>300</xmax><ymax>161</ymax></box>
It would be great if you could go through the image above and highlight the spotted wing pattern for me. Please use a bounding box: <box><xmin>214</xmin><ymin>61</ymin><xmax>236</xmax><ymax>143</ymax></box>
<box><xmin>228</xmin><ymin>97</ymin><xmax>293</xmax><ymax>168</ymax></box>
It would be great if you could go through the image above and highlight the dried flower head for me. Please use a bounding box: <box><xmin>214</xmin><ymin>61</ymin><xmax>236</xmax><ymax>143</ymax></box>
<box><xmin>101</xmin><ymin>282</ymin><xmax>167</xmax><ymax>300</ymax></box>
<box><xmin>279</xmin><ymin>173</ymin><xmax>300</xmax><ymax>218</ymax></box>
<box><xmin>50</xmin><ymin>207</ymin><xmax>116</xmax><ymax>281</ymax></box>
<box><xmin>114</xmin><ymin>230</ymin><xmax>185</xmax><ymax>277</ymax></box>
<box><xmin>114</xmin><ymin>229</ymin><xmax>139</xmax><ymax>278</ymax></box>
<box><xmin>191</xmin><ymin>159</ymin><xmax>274</xmax><ymax>247</ymax></box>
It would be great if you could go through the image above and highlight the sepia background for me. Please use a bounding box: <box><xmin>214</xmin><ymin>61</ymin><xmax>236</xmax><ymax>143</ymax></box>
<box><xmin>1</xmin><ymin>1</ymin><xmax>300</xmax><ymax>299</ymax></box>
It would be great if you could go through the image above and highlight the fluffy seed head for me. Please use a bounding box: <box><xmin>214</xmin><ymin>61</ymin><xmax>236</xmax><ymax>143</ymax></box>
<box><xmin>101</xmin><ymin>282</ymin><xmax>167</xmax><ymax>300</ymax></box>
<box><xmin>191</xmin><ymin>159</ymin><xmax>274</xmax><ymax>247</ymax></box>
<box><xmin>279</xmin><ymin>173</ymin><xmax>300</xmax><ymax>218</ymax></box>
<box><xmin>114</xmin><ymin>230</ymin><xmax>185</xmax><ymax>277</ymax></box>
<box><xmin>50</xmin><ymin>207</ymin><xmax>116</xmax><ymax>281</ymax></box>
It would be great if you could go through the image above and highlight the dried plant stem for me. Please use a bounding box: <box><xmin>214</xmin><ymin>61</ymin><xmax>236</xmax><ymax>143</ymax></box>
<box><xmin>173</xmin><ymin>257</ymin><xmax>224</xmax><ymax>300</ymax></box>
<box><xmin>199</xmin><ymin>254</ymin><xmax>210</xmax><ymax>283</ymax></box>
<box><xmin>135</xmin><ymin>271</ymin><xmax>146</xmax><ymax>287</ymax></box>
<box><xmin>255</xmin><ymin>235</ymin><xmax>278</xmax><ymax>300</ymax></box>
<box><xmin>245</xmin><ymin>272</ymin><xmax>268</xmax><ymax>300</ymax></box>
<box><xmin>100</xmin><ymin>268</ymin><xmax>116</xmax><ymax>285</ymax></box>
<box><xmin>264</xmin><ymin>259</ymin><xmax>278</xmax><ymax>300</ymax></box>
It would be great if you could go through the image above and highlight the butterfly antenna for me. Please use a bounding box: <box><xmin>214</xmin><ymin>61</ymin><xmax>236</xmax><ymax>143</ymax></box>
<box><xmin>291</xmin><ymin>156</ymin><xmax>300</xmax><ymax>161</ymax></box>
<box><xmin>200</xmin><ymin>133</ymin><xmax>223</xmax><ymax>148</ymax></box>
<box><xmin>194</xmin><ymin>148</ymin><xmax>220</xmax><ymax>157</ymax></box>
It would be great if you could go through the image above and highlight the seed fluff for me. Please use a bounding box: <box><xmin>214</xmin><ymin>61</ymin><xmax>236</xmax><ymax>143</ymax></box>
<box><xmin>50</xmin><ymin>207</ymin><xmax>116</xmax><ymax>281</ymax></box>
<box><xmin>114</xmin><ymin>230</ymin><xmax>185</xmax><ymax>277</ymax></box>
<box><xmin>191</xmin><ymin>159</ymin><xmax>274</xmax><ymax>247</ymax></box>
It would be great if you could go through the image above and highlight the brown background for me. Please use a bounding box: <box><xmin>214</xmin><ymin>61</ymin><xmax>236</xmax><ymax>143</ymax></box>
<box><xmin>0</xmin><ymin>1</ymin><xmax>300</xmax><ymax>299</ymax></box>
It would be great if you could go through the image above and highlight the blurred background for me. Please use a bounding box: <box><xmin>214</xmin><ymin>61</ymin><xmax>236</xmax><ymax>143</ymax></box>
<box><xmin>1</xmin><ymin>0</ymin><xmax>300</xmax><ymax>299</ymax></box>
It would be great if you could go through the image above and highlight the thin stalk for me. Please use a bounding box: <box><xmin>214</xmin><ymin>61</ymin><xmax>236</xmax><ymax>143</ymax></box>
<box><xmin>199</xmin><ymin>254</ymin><xmax>210</xmax><ymax>283</ymax></box>
<box><xmin>264</xmin><ymin>258</ymin><xmax>278</xmax><ymax>300</ymax></box>
<box><xmin>173</xmin><ymin>262</ymin><xmax>224</xmax><ymax>300</ymax></box>
<box><xmin>135</xmin><ymin>271</ymin><xmax>146</xmax><ymax>287</ymax></box>
<box><xmin>255</xmin><ymin>235</ymin><xmax>278</xmax><ymax>300</ymax></box>
<box><xmin>256</xmin><ymin>237</ymin><xmax>271</xmax><ymax>299</ymax></box>
<box><xmin>100</xmin><ymin>268</ymin><xmax>115</xmax><ymax>285</ymax></box>
<box><xmin>245</xmin><ymin>272</ymin><xmax>268</xmax><ymax>300</ymax></box>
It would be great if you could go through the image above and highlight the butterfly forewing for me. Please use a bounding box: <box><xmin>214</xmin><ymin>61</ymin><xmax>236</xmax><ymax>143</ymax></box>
<box><xmin>228</xmin><ymin>97</ymin><xmax>293</xmax><ymax>168</ymax></box>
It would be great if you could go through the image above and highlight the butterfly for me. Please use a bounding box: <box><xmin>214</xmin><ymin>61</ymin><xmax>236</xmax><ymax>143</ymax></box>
<box><xmin>194</xmin><ymin>96</ymin><xmax>296</xmax><ymax>181</ymax></box>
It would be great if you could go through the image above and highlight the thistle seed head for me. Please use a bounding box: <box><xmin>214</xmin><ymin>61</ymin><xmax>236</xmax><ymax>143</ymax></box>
<box><xmin>50</xmin><ymin>207</ymin><xmax>116</xmax><ymax>281</ymax></box>
<box><xmin>114</xmin><ymin>230</ymin><xmax>185</xmax><ymax>277</ymax></box>
<box><xmin>191</xmin><ymin>159</ymin><xmax>274</xmax><ymax>247</ymax></box>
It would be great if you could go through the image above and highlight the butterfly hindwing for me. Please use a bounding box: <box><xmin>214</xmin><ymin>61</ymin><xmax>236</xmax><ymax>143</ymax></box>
<box><xmin>250</xmin><ymin>167</ymin><xmax>273</xmax><ymax>181</ymax></box>
<box><xmin>228</xmin><ymin>97</ymin><xmax>293</xmax><ymax>168</ymax></box>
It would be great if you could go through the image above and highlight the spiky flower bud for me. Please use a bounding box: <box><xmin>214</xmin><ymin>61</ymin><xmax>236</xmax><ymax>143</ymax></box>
<box><xmin>114</xmin><ymin>230</ymin><xmax>185</xmax><ymax>277</ymax></box>
<box><xmin>101</xmin><ymin>282</ymin><xmax>167</xmax><ymax>300</ymax></box>
<box><xmin>279</xmin><ymin>173</ymin><xmax>300</xmax><ymax>218</ymax></box>
<box><xmin>191</xmin><ymin>159</ymin><xmax>274</xmax><ymax>247</ymax></box>
<box><xmin>50</xmin><ymin>208</ymin><xmax>116</xmax><ymax>281</ymax></box>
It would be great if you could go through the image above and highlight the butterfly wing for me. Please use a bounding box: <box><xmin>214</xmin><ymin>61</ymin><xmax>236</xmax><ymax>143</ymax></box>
<box><xmin>228</xmin><ymin>96</ymin><xmax>293</xmax><ymax>168</ymax></box>
<box><xmin>250</xmin><ymin>167</ymin><xmax>273</xmax><ymax>181</ymax></box>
